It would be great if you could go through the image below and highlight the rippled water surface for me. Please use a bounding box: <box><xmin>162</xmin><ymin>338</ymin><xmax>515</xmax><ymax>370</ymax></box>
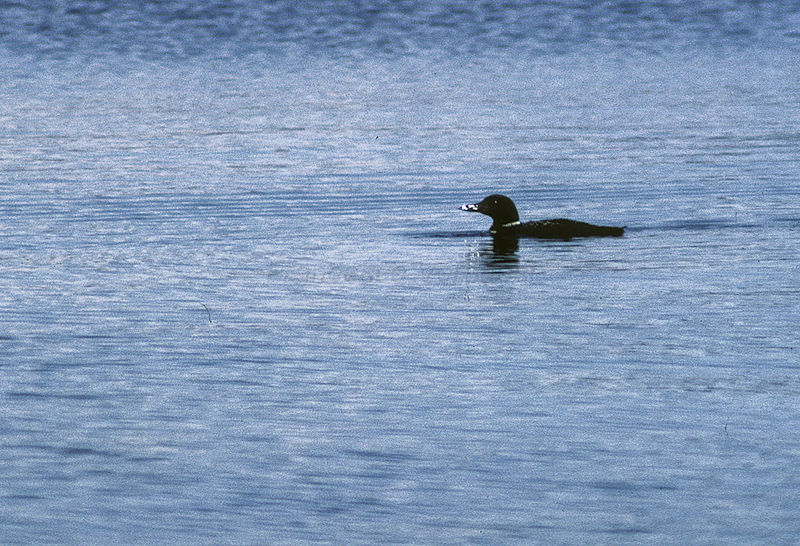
<box><xmin>2</xmin><ymin>1</ymin><xmax>800</xmax><ymax>543</ymax></box>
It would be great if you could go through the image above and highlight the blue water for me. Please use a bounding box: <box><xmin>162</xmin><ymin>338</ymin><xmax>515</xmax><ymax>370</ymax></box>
<box><xmin>2</xmin><ymin>1</ymin><xmax>800</xmax><ymax>543</ymax></box>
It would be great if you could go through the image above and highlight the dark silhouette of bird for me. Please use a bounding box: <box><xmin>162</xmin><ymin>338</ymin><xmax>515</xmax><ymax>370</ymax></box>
<box><xmin>461</xmin><ymin>194</ymin><xmax>624</xmax><ymax>239</ymax></box>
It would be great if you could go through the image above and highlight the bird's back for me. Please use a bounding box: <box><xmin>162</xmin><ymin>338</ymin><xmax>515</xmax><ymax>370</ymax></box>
<box><xmin>505</xmin><ymin>218</ymin><xmax>624</xmax><ymax>239</ymax></box>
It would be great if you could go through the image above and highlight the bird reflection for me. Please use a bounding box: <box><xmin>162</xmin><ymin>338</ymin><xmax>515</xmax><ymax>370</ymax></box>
<box><xmin>480</xmin><ymin>235</ymin><xmax>519</xmax><ymax>269</ymax></box>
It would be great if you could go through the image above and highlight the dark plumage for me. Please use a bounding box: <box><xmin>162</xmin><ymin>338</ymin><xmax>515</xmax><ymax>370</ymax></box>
<box><xmin>461</xmin><ymin>194</ymin><xmax>624</xmax><ymax>239</ymax></box>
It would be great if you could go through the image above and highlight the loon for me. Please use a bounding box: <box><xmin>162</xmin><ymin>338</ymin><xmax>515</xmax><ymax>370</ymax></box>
<box><xmin>461</xmin><ymin>194</ymin><xmax>624</xmax><ymax>239</ymax></box>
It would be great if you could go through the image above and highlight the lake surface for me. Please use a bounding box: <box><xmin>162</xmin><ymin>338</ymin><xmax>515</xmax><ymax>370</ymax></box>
<box><xmin>1</xmin><ymin>1</ymin><xmax>800</xmax><ymax>543</ymax></box>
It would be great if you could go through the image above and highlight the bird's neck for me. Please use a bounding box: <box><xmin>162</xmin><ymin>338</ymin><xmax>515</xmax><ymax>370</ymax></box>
<box><xmin>490</xmin><ymin>220</ymin><xmax>520</xmax><ymax>232</ymax></box>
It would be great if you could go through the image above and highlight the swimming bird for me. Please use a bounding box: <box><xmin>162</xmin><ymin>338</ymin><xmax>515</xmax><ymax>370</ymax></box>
<box><xmin>461</xmin><ymin>194</ymin><xmax>624</xmax><ymax>239</ymax></box>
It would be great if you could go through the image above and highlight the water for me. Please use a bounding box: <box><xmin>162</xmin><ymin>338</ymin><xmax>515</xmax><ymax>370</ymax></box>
<box><xmin>2</xmin><ymin>1</ymin><xmax>800</xmax><ymax>543</ymax></box>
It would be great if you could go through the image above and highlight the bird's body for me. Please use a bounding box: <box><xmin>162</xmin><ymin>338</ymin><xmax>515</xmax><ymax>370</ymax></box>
<box><xmin>499</xmin><ymin>217</ymin><xmax>624</xmax><ymax>238</ymax></box>
<box><xmin>461</xmin><ymin>194</ymin><xmax>624</xmax><ymax>239</ymax></box>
